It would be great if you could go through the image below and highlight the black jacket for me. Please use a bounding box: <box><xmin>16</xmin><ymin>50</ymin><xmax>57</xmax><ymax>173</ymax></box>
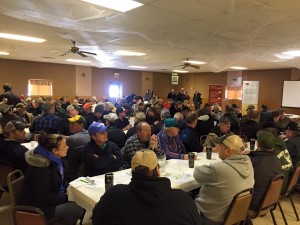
<box><xmin>249</xmin><ymin>150</ymin><xmax>282</xmax><ymax>212</ymax></box>
<box><xmin>0</xmin><ymin>139</ymin><xmax>28</xmax><ymax>173</ymax></box>
<box><xmin>180</xmin><ymin>125</ymin><xmax>202</xmax><ymax>152</ymax></box>
<box><xmin>107</xmin><ymin>126</ymin><xmax>126</xmax><ymax>148</ymax></box>
<box><xmin>21</xmin><ymin>150</ymin><xmax>68</xmax><ymax>219</ymax></box>
<box><xmin>83</xmin><ymin>140</ymin><xmax>124</xmax><ymax>176</ymax></box>
<box><xmin>241</xmin><ymin>120</ymin><xmax>263</xmax><ymax>141</ymax></box>
<box><xmin>0</xmin><ymin>91</ymin><xmax>20</xmax><ymax>106</ymax></box>
<box><xmin>92</xmin><ymin>174</ymin><xmax>200</xmax><ymax>225</ymax></box>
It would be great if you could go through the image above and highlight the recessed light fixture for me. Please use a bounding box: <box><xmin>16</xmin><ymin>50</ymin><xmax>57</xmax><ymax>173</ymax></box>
<box><xmin>80</xmin><ymin>0</ymin><xmax>143</xmax><ymax>12</ymax></box>
<box><xmin>66</xmin><ymin>59</ymin><xmax>91</xmax><ymax>63</ymax></box>
<box><xmin>183</xmin><ymin>60</ymin><xmax>206</xmax><ymax>65</ymax></box>
<box><xmin>282</xmin><ymin>50</ymin><xmax>300</xmax><ymax>57</ymax></box>
<box><xmin>128</xmin><ymin>65</ymin><xmax>148</xmax><ymax>69</ymax></box>
<box><xmin>229</xmin><ymin>66</ymin><xmax>248</xmax><ymax>70</ymax></box>
<box><xmin>114</xmin><ymin>50</ymin><xmax>146</xmax><ymax>56</ymax></box>
<box><xmin>172</xmin><ymin>70</ymin><xmax>189</xmax><ymax>73</ymax></box>
<box><xmin>0</xmin><ymin>51</ymin><xmax>9</xmax><ymax>55</ymax></box>
<box><xmin>0</xmin><ymin>33</ymin><xmax>46</xmax><ymax>43</ymax></box>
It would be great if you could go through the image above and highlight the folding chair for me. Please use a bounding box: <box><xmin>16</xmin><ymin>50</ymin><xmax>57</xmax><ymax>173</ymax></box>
<box><xmin>248</xmin><ymin>174</ymin><xmax>285</xmax><ymax>225</ymax></box>
<box><xmin>279</xmin><ymin>162</ymin><xmax>300</xmax><ymax>225</ymax></box>
<box><xmin>13</xmin><ymin>205</ymin><xmax>48</xmax><ymax>225</ymax></box>
<box><xmin>7</xmin><ymin>169</ymin><xmax>24</xmax><ymax>208</ymax></box>
<box><xmin>0</xmin><ymin>159</ymin><xmax>13</xmax><ymax>199</ymax></box>
<box><xmin>223</xmin><ymin>188</ymin><xmax>253</xmax><ymax>225</ymax></box>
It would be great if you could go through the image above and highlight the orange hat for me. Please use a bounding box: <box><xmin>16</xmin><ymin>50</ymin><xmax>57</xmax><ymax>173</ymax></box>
<box><xmin>83</xmin><ymin>103</ymin><xmax>92</xmax><ymax>109</ymax></box>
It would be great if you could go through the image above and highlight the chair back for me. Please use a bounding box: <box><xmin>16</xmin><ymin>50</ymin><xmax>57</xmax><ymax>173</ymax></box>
<box><xmin>223</xmin><ymin>188</ymin><xmax>253</xmax><ymax>225</ymax></box>
<box><xmin>13</xmin><ymin>205</ymin><xmax>48</xmax><ymax>225</ymax></box>
<box><xmin>7</xmin><ymin>170</ymin><xmax>24</xmax><ymax>207</ymax></box>
<box><xmin>0</xmin><ymin>159</ymin><xmax>13</xmax><ymax>188</ymax></box>
<box><xmin>286</xmin><ymin>162</ymin><xmax>300</xmax><ymax>194</ymax></box>
<box><xmin>260</xmin><ymin>174</ymin><xmax>284</xmax><ymax>211</ymax></box>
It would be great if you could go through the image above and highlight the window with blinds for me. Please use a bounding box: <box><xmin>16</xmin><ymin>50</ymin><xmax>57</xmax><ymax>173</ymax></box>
<box><xmin>28</xmin><ymin>79</ymin><xmax>53</xmax><ymax>96</ymax></box>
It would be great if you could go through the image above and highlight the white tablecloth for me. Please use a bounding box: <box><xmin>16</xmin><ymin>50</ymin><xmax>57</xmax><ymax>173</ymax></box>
<box><xmin>67</xmin><ymin>152</ymin><xmax>220</xmax><ymax>214</ymax></box>
<box><xmin>21</xmin><ymin>141</ymin><xmax>38</xmax><ymax>150</ymax></box>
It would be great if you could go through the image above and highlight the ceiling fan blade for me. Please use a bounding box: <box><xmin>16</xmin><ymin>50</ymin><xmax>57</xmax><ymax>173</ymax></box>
<box><xmin>60</xmin><ymin>52</ymin><xmax>70</xmax><ymax>56</ymax></box>
<box><xmin>182</xmin><ymin>65</ymin><xmax>187</xmax><ymax>69</ymax></box>
<box><xmin>80</xmin><ymin>51</ymin><xmax>97</xmax><ymax>56</ymax></box>
<box><xmin>77</xmin><ymin>52</ymin><xmax>88</xmax><ymax>57</ymax></box>
<box><xmin>191</xmin><ymin>65</ymin><xmax>200</xmax><ymax>69</ymax></box>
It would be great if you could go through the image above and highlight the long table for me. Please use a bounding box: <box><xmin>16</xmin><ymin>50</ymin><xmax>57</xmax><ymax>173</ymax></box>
<box><xmin>67</xmin><ymin>152</ymin><xmax>221</xmax><ymax>214</ymax></box>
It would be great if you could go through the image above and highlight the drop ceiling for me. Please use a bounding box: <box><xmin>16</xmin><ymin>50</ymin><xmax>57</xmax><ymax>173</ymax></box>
<box><xmin>1</xmin><ymin>0</ymin><xmax>300</xmax><ymax>73</ymax></box>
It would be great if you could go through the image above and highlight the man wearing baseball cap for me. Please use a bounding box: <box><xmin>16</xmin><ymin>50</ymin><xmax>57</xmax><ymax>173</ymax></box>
<box><xmin>58</xmin><ymin>104</ymin><xmax>78</xmax><ymax>136</ymax></box>
<box><xmin>0</xmin><ymin>120</ymin><xmax>29</xmax><ymax>173</ymax></box>
<box><xmin>284</xmin><ymin>121</ymin><xmax>300</xmax><ymax>168</ymax></box>
<box><xmin>82</xmin><ymin>121</ymin><xmax>124</xmax><ymax>176</ymax></box>
<box><xmin>116</xmin><ymin>107</ymin><xmax>132</xmax><ymax>131</ymax></box>
<box><xmin>92</xmin><ymin>150</ymin><xmax>201</xmax><ymax>225</ymax></box>
<box><xmin>193</xmin><ymin>134</ymin><xmax>254</xmax><ymax>224</ymax></box>
<box><xmin>29</xmin><ymin>103</ymin><xmax>60</xmax><ymax>134</ymax></box>
<box><xmin>105</xmin><ymin>113</ymin><xmax>126</xmax><ymax>149</ymax></box>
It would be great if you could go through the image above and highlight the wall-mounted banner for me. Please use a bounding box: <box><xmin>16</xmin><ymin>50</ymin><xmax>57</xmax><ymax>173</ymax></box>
<box><xmin>209</xmin><ymin>84</ymin><xmax>223</xmax><ymax>106</ymax></box>
<box><xmin>242</xmin><ymin>81</ymin><xmax>259</xmax><ymax>113</ymax></box>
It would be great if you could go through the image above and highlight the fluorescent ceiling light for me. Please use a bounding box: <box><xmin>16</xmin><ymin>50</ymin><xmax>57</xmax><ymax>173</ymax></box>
<box><xmin>0</xmin><ymin>33</ymin><xmax>46</xmax><ymax>43</ymax></box>
<box><xmin>128</xmin><ymin>65</ymin><xmax>148</xmax><ymax>69</ymax></box>
<box><xmin>172</xmin><ymin>70</ymin><xmax>189</xmax><ymax>73</ymax></box>
<box><xmin>282</xmin><ymin>50</ymin><xmax>300</xmax><ymax>57</ymax></box>
<box><xmin>81</xmin><ymin>0</ymin><xmax>143</xmax><ymax>12</ymax></box>
<box><xmin>183</xmin><ymin>60</ymin><xmax>206</xmax><ymax>65</ymax></box>
<box><xmin>0</xmin><ymin>51</ymin><xmax>9</xmax><ymax>55</ymax></box>
<box><xmin>229</xmin><ymin>66</ymin><xmax>248</xmax><ymax>70</ymax></box>
<box><xmin>66</xmin><ymin>59</ymin><xmax>91</xmax><ymax>63</ymax></box>
<box><xmin>114</xmin><ymin>50</ymin><xmax>146</xmax><ymax>56</ymax></box>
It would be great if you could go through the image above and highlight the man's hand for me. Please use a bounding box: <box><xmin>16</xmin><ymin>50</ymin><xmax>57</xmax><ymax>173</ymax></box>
<box><xmin>149</xmin><ymin>134</ymin><xmax>158</xmax><ymax>149</ymax></box>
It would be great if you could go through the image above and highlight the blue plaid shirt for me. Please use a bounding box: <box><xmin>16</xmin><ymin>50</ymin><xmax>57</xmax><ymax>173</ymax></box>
<box><xmin>30</xmin><ymin>113</ymin><xmax>61</xmax><ymax>133</ymax></box>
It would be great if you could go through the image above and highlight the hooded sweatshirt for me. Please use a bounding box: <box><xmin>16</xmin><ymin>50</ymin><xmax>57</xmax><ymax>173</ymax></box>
<box><xmin>193</xmin><ymin>155</ymin><xmax>254</xmax><ymax>223</ymax></box>
<box><xmin>92</xmin><ymin>174</ymin><xmax>201</xmax><ymax>225</ymax></box>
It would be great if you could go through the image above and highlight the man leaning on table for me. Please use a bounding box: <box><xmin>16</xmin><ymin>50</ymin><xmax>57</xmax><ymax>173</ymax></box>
<box><xmin>123</xmin><ymin>122</ymin><xmax>162</xmax><ymax>166</ymax></box>
<box><xmin>92</xmin><ymin>150</ymin><xmax>201</xmax><ymax>225</ymax></box>
<box><xmin>193</xmin><ymin>134</ymin><xmax>254</xmax><ymax>225</ymax></box>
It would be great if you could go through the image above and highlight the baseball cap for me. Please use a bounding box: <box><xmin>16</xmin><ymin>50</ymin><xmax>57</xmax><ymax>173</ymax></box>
<box><xmin>246</xmin><ymin>104</ymin><xmax>255</xmax><ymax>111</ymax></box>
<box><xmin>83</xmin><ymin>103</ymin><xmax>92</xmax><ymax>109</ymax></box>
<box><xmin>68</xmin><ymin>115</ymin><xmax>86</xmax><ymax>125</ymax></box>
<box><xmin>285</xmin><ymin>121</ymin><xmax>300</xmax><ymax>131</ymax></box>
<box><xmin>131</xmin><ymin>150</ymin><xmax>158</xmax><ymax>171</ymax></box>
<box><xmin>88</xmin><ymin>122</ymin><xmax>107</xmax><ymax>136</ymax></box>
<box><xmin>66</xmin><ymin>104</ymin><xmax>75</xmax><ymax>112</ymax></box>
<box><xmin>94</xmin><ymin>105</ymin><xmax>105</xmax><ymax>113</ymax></box>
<box><xmin>164</xmin><ymin>118</ymin><xmax>177</xmax><ymax>128</ymax></box>
<box><xmin>42</xmin><ymin>103</ymin><xmax>54</xmax><ymax>112</ymax></box>
<box><xmin>257</xmin><ymin>131</ymin><xmax>275</xmax><ymax>150</ymax></box>
<box><xmin>217</xmin><ymin>134</ymin><xmax>244</xmax><ymax>152</ymax></box>
<box><xmin>4</xmin><ymin>120</ymin><xmax>28</xmax><ymax>133</ymax></box>
<box><xmin>104</xmin><ymin>113</ymin><xmax>118</xmax><ymax>122</ymax></box>
<box><xmin>16</xmin><ymin>103</ymin><xmax>26</xmax><ymax>109</ymax></box>
<box><xmin>160</xmin><ymin>109</ymin><xmax>171</xmax><ymax>118</ymax></box>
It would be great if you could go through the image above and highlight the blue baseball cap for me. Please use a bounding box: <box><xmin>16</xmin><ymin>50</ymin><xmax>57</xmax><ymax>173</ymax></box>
<box><xmin>88</xmin><ymin>122</ymin><xmax>107</xmax><ymax>136</ymax></box>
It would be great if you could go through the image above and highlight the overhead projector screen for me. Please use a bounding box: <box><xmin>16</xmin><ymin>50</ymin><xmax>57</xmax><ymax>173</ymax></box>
<box><xmin>282</xmin><ymin>81</ymin><xmax>300</xmax><ymax>108</ymax></box>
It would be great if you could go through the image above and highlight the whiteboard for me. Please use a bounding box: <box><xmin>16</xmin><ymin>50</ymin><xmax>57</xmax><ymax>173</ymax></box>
<box><xmin>282</xmin><ymin>81</ymin><xmax>300</xmax><ymax>108</ymax></box>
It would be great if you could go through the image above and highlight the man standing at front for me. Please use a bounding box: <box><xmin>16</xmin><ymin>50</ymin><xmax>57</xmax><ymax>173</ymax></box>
<box><xmin>92</xmin><ymin>150</ymin><xmax>200</xmax><ymax>225</ymax></box>
<box><xmin>193</xmin><ymin>134</ymin><xmax>254</xmax><ymax>225</ymax></box>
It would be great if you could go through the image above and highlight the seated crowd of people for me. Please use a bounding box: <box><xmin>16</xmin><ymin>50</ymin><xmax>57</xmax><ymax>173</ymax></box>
<box><xmin>0</xmin><ymin>83</ymin><xmax>300</xmax><ymax>225</ymax></box>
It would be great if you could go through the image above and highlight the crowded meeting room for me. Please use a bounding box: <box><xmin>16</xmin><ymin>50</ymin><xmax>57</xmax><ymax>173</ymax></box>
<box><xmin>1</xmin><ymin>0</ymin><xmax>300</xmax><ymax>225</ymax></box>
